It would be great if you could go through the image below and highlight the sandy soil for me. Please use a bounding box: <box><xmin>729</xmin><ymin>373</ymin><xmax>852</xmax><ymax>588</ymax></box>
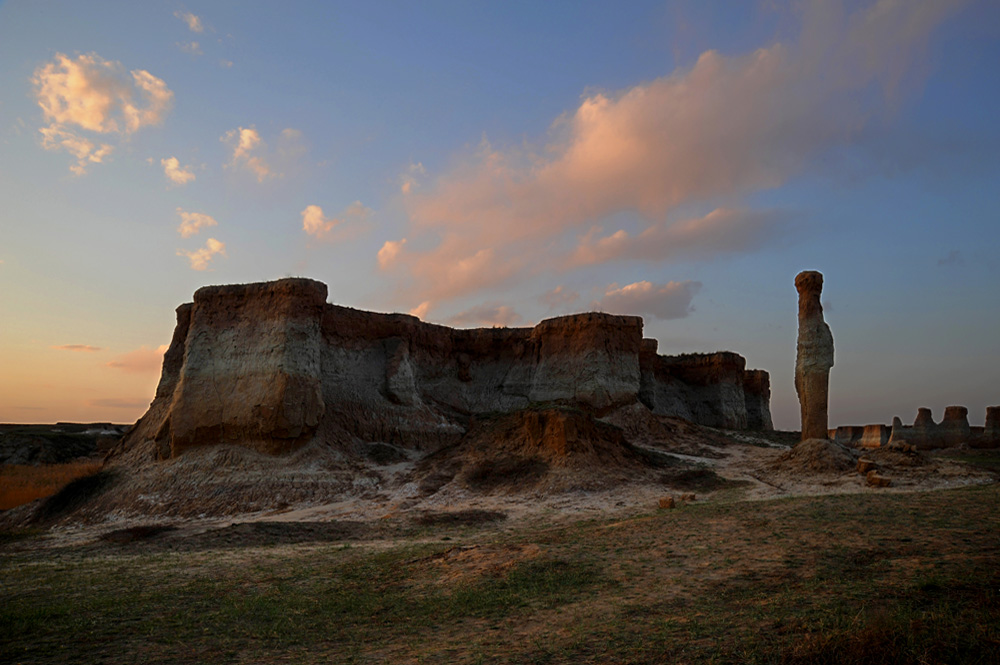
<box><xmin>9</xmin><ymin>429</ymin><xmax>995</xmax><ymax>554</ymax></box>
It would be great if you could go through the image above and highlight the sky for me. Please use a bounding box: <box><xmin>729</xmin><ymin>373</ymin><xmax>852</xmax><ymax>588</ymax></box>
<box><xmin>1</xmin><ymin>0</ymin><xmax>998</xmax><ymax>430</ymax></box>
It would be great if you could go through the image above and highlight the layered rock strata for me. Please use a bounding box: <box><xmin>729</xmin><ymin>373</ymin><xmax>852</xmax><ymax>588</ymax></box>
<box><xmin>794</xmin><ymin>271</ymin><xmax>834</xmax><ymax>441</ymax></box>
<box><xmin>119</xmin><ymin>278</ymin><xmax>773</xmax><ymax>460</ymax></box>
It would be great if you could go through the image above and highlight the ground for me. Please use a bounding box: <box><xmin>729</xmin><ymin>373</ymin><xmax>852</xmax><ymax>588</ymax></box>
<box><xmin>2</xmin><ymin>432</ymin><xmax>999</xmax><ymax>664</ymax></box>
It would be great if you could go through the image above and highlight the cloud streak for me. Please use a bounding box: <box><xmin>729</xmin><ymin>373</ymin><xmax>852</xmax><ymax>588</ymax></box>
<box><xmin>593</xmin><ymin>281</ymin><xmax>702</xmax><ymax>320</ymax></box>
<box><xmin>106</xmin><ymin>345</ymin><xmax>168</xmax><ymax>373</ymax></box>
<box><xmin>386</xmin><ymin>0</ymin><xmax>966</xmax><ymax>308</ymax></box>
<box><xmin>448</xmin><ymin>303</ymin><xmax>523</xmax><ymax>328</ymax></box>
<box><xmin>175</xmin><ymin>10</ymin><xmax>203</xmax><ymax>33</ymax></box>
<box><xmin>52</xmin><ymin>344</ymin><xmax>102</xmax><ymax>352</ymax></box>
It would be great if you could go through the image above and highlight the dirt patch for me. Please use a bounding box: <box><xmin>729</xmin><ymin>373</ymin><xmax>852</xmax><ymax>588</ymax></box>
<box><xmin>411</xmin><ymin>543</ymin><xmax>543</xmax><ymax>585</ymax></box>
<box><xmin>100</xmin><ymin>524</ymin><xmax>177</xmax><ymax>543</ymax></box>
<box><xmin>770</xmin><ymin>438</ymin><xmax>855</xmax><ymax>474</ymax></box>
<box><xmin>414</xmin><ymin>510</ymin><xmax>507</xmax><ymax>527</ymax></box>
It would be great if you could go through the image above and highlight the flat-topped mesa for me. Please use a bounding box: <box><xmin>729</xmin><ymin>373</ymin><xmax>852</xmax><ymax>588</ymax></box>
<box><xmin>119</xmin><ymin>278</ymin><xmax>773</xmax><ymax>460</ymax></box>
<box><xmin>794</xmin><ymin>270</ymin><xmax>834</xmax><ymax>441</ymax></box>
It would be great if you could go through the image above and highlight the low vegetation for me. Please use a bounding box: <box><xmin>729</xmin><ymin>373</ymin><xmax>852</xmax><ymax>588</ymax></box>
<box><xmin>3</xmin><ymin>482</ymin><xmax>999</xmax><ymax>664</ymax></box>
<box><xmin>0</xmin><ymin>461</ymin><xmax>103</xmax><ymax>510</ymax></box>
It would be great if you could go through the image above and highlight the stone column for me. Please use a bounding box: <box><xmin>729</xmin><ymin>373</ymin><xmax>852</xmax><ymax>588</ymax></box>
<box><xmin>795</xmin><ymin>271</ymin><xmax>834</xmax><ymax>441</ymax></box>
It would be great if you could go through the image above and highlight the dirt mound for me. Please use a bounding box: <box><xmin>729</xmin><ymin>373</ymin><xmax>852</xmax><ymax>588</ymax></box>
<box><xmin>770</xmin><ymin>438</ymin><xmax>856</xmax><ymax>474</ymax></box>
<box><xmin>412</xmin><ymin>407</ymin><xmax>670</xmax><ymax>493</ymax></box>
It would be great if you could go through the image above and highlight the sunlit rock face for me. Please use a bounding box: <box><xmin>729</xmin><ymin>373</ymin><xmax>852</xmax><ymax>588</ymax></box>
<box><xmin>794</xmin><ymin>270</ymin><xmax>834</xmax><ymax>441</ymax></box>
<box><xmin>120</xmin><ymin>278</ymin><xmax>773</xmax><ymax>459</ymax></box>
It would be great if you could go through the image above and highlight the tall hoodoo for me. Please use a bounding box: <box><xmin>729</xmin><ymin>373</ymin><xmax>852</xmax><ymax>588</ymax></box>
<box><xmin>794</xmin><ymin>270</ymin><xmax>834</xmax><ymax>441</ymax></box>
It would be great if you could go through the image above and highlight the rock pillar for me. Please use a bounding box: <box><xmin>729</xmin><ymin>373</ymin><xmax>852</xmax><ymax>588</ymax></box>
<box><xmin>795</xmin><ymin>271</ymin><xmax>834</xmax><ymax>441</ymax></box>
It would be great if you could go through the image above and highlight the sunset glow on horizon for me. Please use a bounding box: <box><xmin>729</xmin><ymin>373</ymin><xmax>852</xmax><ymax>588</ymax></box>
<box><xmin>1</xmin><ymin>1</ymin><xmax>998</xmax><ymax>429</ymax></box>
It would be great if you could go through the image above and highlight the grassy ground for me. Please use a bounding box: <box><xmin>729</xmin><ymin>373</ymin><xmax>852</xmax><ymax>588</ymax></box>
<box><xmin>2</xmin><ymin>483</ymin><xmax>999</xmax><ymax>664</ymax></box>
<box><xmin>0</xmin><ymin>461</ymin><xmax>103</xmax><ymax>510</ymax></box>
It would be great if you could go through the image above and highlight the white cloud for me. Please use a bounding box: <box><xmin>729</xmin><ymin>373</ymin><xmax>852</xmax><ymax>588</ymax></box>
<box><xmin>594</xmin><ymin>281</ymin><xmax>702</xmax><ymax>320</ymax></box>
<box><xmin>32</xmin><ymin>53</ymin><xmax>172</xmax><ymax>174</ymax></box>
<box><xmin>175</xmin><ymin>208</ymin><xmax>217</xmax><ymax>238</ymax></box>
<box><xmin>175</xmin><ymin>10</ymin><xmax>203</xmax><ymax>33</ymax></box>
<box><xmin>177</xmin><ymin>238</ymin><xmax>226</xmax><ymax>270</ymax></box>
<box><xmin>162</xmin><ymin>157</ymin><xmax>196</xmax><ymax>185</ymax></box>
<box><xmin>302</xmin><ymin>201</ymin><xmax>372</xmax><ymax>240</ymax></box>
<box><xmin>219</xmin><ymin>59</ymin><xmax>234</xmax><ymax>69</ymax></box>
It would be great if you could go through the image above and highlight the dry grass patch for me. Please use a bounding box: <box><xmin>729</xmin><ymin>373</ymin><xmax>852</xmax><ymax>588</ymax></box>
<box><xmin>0</xmin><ymin>461</ymin><xmax>103</xmax><ymax>510</ymax></box>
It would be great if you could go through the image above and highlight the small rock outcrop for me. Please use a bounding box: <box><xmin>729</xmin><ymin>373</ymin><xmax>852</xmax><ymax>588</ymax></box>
<box><xmin>794</xmin><ymin>271</ymin><xmax>834</xmax><ymax>441</ymax></box>
<box><xmin>876</xmin><ymin>406</ymin><xmax>998</xmax><ymax>449</ymax></box>
<box><xmin>115</xmin><ymin>278</ymin><xmax>773</xmax><ymax>461</ymax></box>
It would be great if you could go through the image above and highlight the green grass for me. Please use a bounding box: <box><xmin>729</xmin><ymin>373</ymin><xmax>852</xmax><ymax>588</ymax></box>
<box><xmin>2</xmin><ymin>484</ymin><xmax>999</xmax><ymax>664</ymax></box>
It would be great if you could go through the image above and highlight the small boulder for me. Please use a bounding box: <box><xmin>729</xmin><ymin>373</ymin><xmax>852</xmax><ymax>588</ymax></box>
<box><xmin>857</xmin><ymin>458</ymin><xmax>876</xmax><ymax>474</ymax></box>
<box><xmin>658</xmin><ymin>496</ymin><xmax>676</xmax><ymax>509</ymax></box>
<box><xmin>866</xmin><ymin>470</ymin><xmax>892</xmax><ymax>487</ymax></box>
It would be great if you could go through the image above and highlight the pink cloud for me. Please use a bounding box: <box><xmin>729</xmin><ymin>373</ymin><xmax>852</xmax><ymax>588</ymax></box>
<box><xmin>177</xmin><ymin>238</ymin><xmax>226</xmax><ymax>271</ymax></box>
<box><xmin>593</xmin><ymin>281</ymin><xmax>702</xmax><ymax>320</ymax></box>
<box><xmin>302</xmin><ymin>202</ymin><xmax>372</xmax><ymax>241</ymax></box>
<box><xmin>106</xmin><ymin>345</ymin><xmax>169</xmax><ymax>374</ymax></box>
<box><xmin>538</xmin><ymin>285</ymin><xmax>579</xmax><ymax>311</ymax></box>
<box><xmin>568</xmin><ymin>208</ymin><xmax>794</xmax><ymax>267</ymax></box>
<box><xmin>448</xmin><ymin>303</ymin><xmax>523</xmax><ymax>328</ymax></box>
<box><xmin>32</xmin><ymin>53</ymin><xmax>173</xmax><ymax>174</ymax></box>
<box><xmin>52</xmin><ymin>344</ymin><xmax>102</xmax><ymax>352</ymax></box>
<box><xmin>386</xmin><ymin>0</ymin><xmax>965</xmax><ymax>306</ymax></box>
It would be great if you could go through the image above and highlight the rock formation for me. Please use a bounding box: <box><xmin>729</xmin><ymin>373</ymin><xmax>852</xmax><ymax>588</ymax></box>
<box><xmin>794</xmin><ymin>271</ymin><xmax>834</xmax><ymax>441</ymax></box>
<box><xmin>878</xmin><ymin>406</ymin><xmax>997</xmax><ymax>449</ymax></box>
<box><xmin>115</xmin><ymin>278</ymin><xmax>773</xmax><ymax>461</ymax></box>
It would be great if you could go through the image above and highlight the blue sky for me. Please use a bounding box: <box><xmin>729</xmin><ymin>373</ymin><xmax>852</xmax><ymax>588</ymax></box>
<box><xmin>1</xmin><ymin>0</ymin><xmax>998</xmax><ymax>429</ymax></box>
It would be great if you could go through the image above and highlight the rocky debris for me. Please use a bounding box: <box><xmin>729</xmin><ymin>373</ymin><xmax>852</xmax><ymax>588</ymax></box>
<box><xmin>658</xmin><ymin>496</ymin><xmax>675</xmax><ymax>509</ymax></box>
<box><xmin>794</xmin><ymin>271</ymin><xmax>834</xmax><ymax>441</ymax></box>
<box><xmin>770</xmin><ymin>438</ymin><xmax>855</xmax><ymax>474</ymax></box>
<box><xmin>111</xmin><ymin>278</ymin><xmax>772</xmax><ymax>464</ymax></box>
<box><xmin>857</xmin><ymin>458</ymin><xmax>876</xmax><ymax>474</ymax></box>
<box><xmin>866</xmin><ymin>470</ymin><xmax>892</xmax><ymax>487</ymax></box>
<box><xmin>859</xmin><ymin>425</ymin><xmax>890</xmax><ymax>449</ymax></box>
<box><xmin>410</xmin><ymin>407</ymin><xmax>670</xmax><ymax>494</ymax></box>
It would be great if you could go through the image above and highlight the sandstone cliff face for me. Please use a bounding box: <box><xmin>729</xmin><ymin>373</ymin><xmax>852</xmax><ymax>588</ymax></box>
<box><xmin>118</xmin><ymin>278</ymin><xmax>773</xmax><ymax>460</ymax></box>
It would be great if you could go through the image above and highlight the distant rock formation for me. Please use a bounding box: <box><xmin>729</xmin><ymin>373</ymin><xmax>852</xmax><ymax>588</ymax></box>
<box><xmin>115</xmin><ymin>278</ymin><xmax>773</xmax><ymax>460</ymax></box>
<box><xmin>886</xmin><ymin>406</ymin><xmax>997</xmax><ymax>450</ymax></box>
<box><xmin>794</xmin><ymin>271</ymin><xmax>834</xmax><ymax>441</ymax></box>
